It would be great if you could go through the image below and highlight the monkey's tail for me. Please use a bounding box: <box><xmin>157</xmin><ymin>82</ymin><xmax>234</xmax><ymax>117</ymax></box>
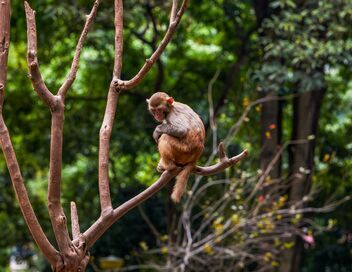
<box><xmin>171</xmin><ymin>164</ymin><xmax>194</xmax><ymax>203</ymax></box>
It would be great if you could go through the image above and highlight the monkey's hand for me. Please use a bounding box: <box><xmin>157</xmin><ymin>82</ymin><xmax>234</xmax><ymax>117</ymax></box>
<box><xmin>153</xmin><ymin>126</ymin><xmax>163</xmax><ymax>143</ymax></box>
<box><xmin>154</xmin><ymin>123</ymin><xmax>187</xmax><ymax>141</ymax></box>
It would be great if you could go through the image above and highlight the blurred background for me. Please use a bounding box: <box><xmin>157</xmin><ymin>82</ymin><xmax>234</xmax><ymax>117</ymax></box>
<box><xmin>0</xmin><ymin>0</ymin><xmax>351</xmax><ymax>271</ymax></box>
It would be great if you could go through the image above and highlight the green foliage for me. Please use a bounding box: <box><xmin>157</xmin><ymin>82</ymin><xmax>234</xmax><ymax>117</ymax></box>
<box><xmin>0</xmin><ymin>0</ymin><xmax>351</xmax><ymax>271</ymax></box>
<box><xmin>255</xmin><ymin>0</ymin><xmax>352</xmax><ymax>92</ymax></box>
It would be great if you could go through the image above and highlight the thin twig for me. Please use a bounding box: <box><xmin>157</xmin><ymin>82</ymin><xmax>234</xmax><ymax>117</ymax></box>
<box><xmin>138</xmin><ymin>206</ymin><xmax>162</xmax><ymax>245</ymax></box>
<box><xmin>71</xmin><ymin>202</ymin><xmax>81</xmax><ymax>240</ymax></box>
<box><xmin>113</xmin><ymin>0</ymin><xmax>188</xmax><ymax>91</ymax></box>
<box><xmin>24</xmin><ymin>1</ymin><xmax>55</xmax><ymax>109</ymax></box>
<box><xmin>208</xmin><ymin>69</ymin><xmax>221</xmax><ymax>152</ymax></box>
<box><xmin>58</xmin><ymin>0</ymin><xmax>101</xmax><ymax>97</ymax></box>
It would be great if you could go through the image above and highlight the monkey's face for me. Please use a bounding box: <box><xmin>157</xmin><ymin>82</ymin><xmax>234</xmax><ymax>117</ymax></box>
<box><xmin>147</xmin><ymin>92</ymin><xmax>174</xmax><ymax>122</ymax></box>
<box><xmin>149</xmin><ymin>104</ymin><xmax>169</xmax><ymax>122</ymax></box>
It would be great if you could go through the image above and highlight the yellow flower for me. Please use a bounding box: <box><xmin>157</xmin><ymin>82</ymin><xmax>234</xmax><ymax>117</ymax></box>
<box><xmin>231</xmin><ymin>214</ymin><xmax>240</xmax><ymax>225</ymax></box>
<box><xmin>243</xmin><ymin>97</ymin><xmax>250</xmax><ymax>107</ymax></box>
<box><xmin>213</xmin><ymin>223</ymin><xmax>224</xmax><ymax>236</ymax></box>
<box><xmin>213</xmin><ymin>217</ymin><xmax>224</xmax><ymax>235</ymax></box>
<box><xmin>161</xmin><ymin>247</ymin><xmax>168</xmax><ymax>254</ymax></box>
<box><xmin>271</xmin><ymin>261</ymin><xmax>279</xmax><ymax>267</ymax></box>
<box><xmin>323</xmin><ymin>153</ymin><xmax>331</xmax><ymax>162</ymax></box>
<box><xmin>264</xmin><ymin>176</ymin><xmax>272</xmax><ymax>185</ymax></box>
<box><xmin>291</xmin><ymin>214</ymin><xmax>302</xmax><ymax>224</ymax></box>
<box><xmin>263</xmin><ymin>252</ymin><xmax>273</xmax><ymax>263</ymax></box>
<box><xmin>284</xmin><ymin>242</ymin><xmax>294</xmax><ymax>249</ymax></box>
<box><xmin>328</xmin><ymin>219</ymin><xmax>337</xmax><ymax>229</ymax></box>
<box><xmin>203</xmin><ymin>243</ymin><xmax>214</xmax><ymax>255</ymax></box>
<box><xmin>160</xmin><ymin>235</ymin><xmax>168</xmax><ymax>242</ymax></box>
<box><xmin>139</xmin><ymin>241</ymin><xmax>148</xmax><ymax>251</ymax></box>
<box><xmin>249</xmin><ymin>232</ymin><xmax>258</xmax><ymax>239</ymax></box>
<box><xmin>278</xmin><ymin>195</ymin><xmax>288</xmax><ymax>204</ymax></box>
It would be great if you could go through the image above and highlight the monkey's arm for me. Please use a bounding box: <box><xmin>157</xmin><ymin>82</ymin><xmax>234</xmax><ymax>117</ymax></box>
<box><xmin>153</xmin><ymin>123</ymin><xmax>188</xmax><ymax>142</ymax></box>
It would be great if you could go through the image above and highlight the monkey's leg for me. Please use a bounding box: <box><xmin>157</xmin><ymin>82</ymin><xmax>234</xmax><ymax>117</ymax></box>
<box><xmin>158</xmin><ymin>135</ymin><xmax>175</xmax><ymax>172</ymax></box>
<box><xmin>157</xmin><ymin>159</ymin><xmax>167</xmax><ymax>173</ymax></box>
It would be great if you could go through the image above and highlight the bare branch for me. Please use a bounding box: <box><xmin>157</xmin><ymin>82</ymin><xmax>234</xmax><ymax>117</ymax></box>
<box><xmin>0</xmin><ymin>117</ymin><xmax>60</xmax><ymax>263</ymax></box>
<box><xmin>58</xmin><ymin>0</ymin><xmax>101</xmax><ymax>97</ymax></box>
<box><xmin>0</xmin><ymin>0</ymin><xmax>11</xmax><ymax>108</ymax></box>
<box><xmin>138</xmin><ymin>206</ymin><xmax>162</xmax><ymax>245</ymax></box>
<box><xmin>47</xmin><ymin>104</ymin><xmax>77</xmax><ymax>258</ymax></box>
<box><xmin>71</xmin><ymin>202</ymin><xmax>81</xmax><ymax>240</ymax></box>
<box><xmin>113</xmin><ymin>0</ymin><xmax>124</xmax><ymax>77</ymax></box>
<box><xmin>247</xmin><ymin>139</ymin><xmax>309</xmax><ymax>202</ymax></box>
<box><xmin>170</xmin><ymin>0</ymin><xmax>178</xmax><ymax>24</ymax></box>
<box><xmin>194</xmin><ymin>143</ymin><xmax>248</xmax><ymax>176</ymax></box>
<box><xmin>114</xmin><ymin>0</ymin><xmax>188</xmax><ymax>91</ymax></box>
<box><xmin>24</xmin><ymin>1</ymin><xmax>55</xmax><ymax>108</ymax></box>
<box><xmin>0</xmin><ymin>1</ymin><xmax>60</xmax><ymax>264</ymax></box>
<box><xmin>97</xmin><ymin>0</ymin><xmax>124</xmax><ymax>213</ymax></box>
<box><xmin>208</xmin><ymin>69</ymin><xmax>220</xmax><ymax>151</ymax></box>
<box><xmin>83</xmin><ymin>169</ymin><xmax>180</xmax><ymax>249</ymax></box>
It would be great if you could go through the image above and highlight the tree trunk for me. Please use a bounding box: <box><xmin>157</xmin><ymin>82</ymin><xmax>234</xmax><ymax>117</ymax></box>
<box><xmin>260</xmin><ymin>91</ymin><xmax>282</xmax><ymax>180</ymax></box>
<box><xmin>279</xmin><ymin>88</ymin><xmax>326</xmax><ymax>272</ymax></box>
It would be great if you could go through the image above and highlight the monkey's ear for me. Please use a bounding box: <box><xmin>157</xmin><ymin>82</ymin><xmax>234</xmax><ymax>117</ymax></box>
<box><xmin>166</xmin><ymin>97</ymin><xmax>174</xmax><ymax>105</ymax></box>
<box><xmin>146</xmin><ymin>98</ymin><xmax>150</xmax><ymax>104</ymax></box>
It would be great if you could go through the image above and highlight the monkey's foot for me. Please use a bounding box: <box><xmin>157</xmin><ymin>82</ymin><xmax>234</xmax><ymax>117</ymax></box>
<box><xmin>157</xmin><ymin>163</ymin><xmax>166</xmax><ymax>173</ymax></box>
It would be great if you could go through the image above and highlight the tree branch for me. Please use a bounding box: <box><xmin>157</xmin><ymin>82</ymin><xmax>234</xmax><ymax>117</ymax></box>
<box><xmin>83</xmin><ymin>168</ymin><xmax>181</xmax><ymax>248</ymax></box>
<box><xmin>193</xmin><ymin>143</ymin><xmax>248</xmax><ymax>176</ymax></box>
<box><xmin>0</xmin><ymin>117</ymin><xmax>60</xmax><ymax>264</ymax></box>
<box><xmin>25</xmin><ymin>0</ymin><xmax>102</xmax><ymax>263</ymax></box>
<box><xmin>71</xmin><ymin>202</ymin><xmax>81</xmax><ymax>240</ymax></box>
<box><xmin>113</xmin><ymin>0</ymin><xmax>188</xmax><ymax>91</ymax></box>
<box><xmin>47</xmin><ymin>103</ymin><xmax>76</xmax><ymax>258</ymax></box>
<box><xmin>58</xmin><ymin>0</ymin><xmax>101</xmax><ymax>97</ymax></box>
<box><xmin>24</xmin><ymin>1</ymin><xmax>55</xmax><ymax>109</ymax></box>
<box><xmin>82</xmin><ymin>143</ymin><xmax>248</xmax><ymax>249</ymax></box>
<box><xmin>97</xmin><ymin>0</ymin><xmax>124</xmax><ymax>213</ymax></box>
<box><xmin>131</xmin><ymin>4</ymin><xmax>165</xmax><ymax>90</ymax></box>
<box><xmin>170</xmin><ymin>0</ymin><xmax>178</xmax><ymax>24</ymax></box>
<box><xmin>0</xmin><ymin>0</ymin><xmax>11</xmax><ymax>108</ymax></box>
<box><xmin>0</xmin><ymin>1</ymin><xmax>59</xmax><ymax>264</ymax></box>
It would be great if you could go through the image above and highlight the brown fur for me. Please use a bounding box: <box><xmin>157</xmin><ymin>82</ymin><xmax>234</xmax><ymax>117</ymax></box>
<box><xmin>148</xmin><ymin>92</ymin><xmax>205</xmax><ymax>202</ymax></box>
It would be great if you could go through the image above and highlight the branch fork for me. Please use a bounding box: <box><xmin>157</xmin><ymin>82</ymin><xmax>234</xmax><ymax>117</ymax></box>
<box><xmin>194</xmin><ymin>143</ymin><xmax>248</xmax><ymax>176</ymax></box>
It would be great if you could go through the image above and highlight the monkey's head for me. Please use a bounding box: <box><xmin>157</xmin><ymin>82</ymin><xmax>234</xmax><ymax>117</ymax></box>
<box><xmin>146</xmin><ymin>92</ymin><xmax>174</xmax><ymax>122</ymax></box>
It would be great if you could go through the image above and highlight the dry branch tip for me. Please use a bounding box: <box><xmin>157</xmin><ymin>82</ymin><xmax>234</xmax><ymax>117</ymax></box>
<box><xmin>24</xmin><ymin>1</ymin><xmax>33</xmax><ymax>13</ymax></box>
<box><xmin>218</xmin><ymin>142</ymin><xmax>226</xmax><ymax>160</ymax></box>
<box><xmin>229</xmin><ymin>149</ymin><xmax>248</xmax><ymax>164</ymax></box>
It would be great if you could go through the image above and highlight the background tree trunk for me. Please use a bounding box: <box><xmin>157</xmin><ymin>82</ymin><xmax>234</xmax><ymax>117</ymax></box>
<box><xmin>260</xmin><ymin>91</ymin><xmax>282</xmax><ymax>180</ymax></box>
<box><xmin>280</xmin><ymin>88</ymin><xmax>326</xmax><ymax>272</ymax></box>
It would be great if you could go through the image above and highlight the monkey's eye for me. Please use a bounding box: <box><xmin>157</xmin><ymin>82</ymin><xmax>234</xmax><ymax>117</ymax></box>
<box><xmin>157</xmin><ymin>106</ymin><xmax>166</xmax><ymax>112</ymax></box>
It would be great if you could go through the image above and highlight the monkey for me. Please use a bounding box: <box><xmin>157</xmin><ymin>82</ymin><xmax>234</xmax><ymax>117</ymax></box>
<box><xmin>147</xmin><ymin>92</ymin><xmax>205</xmax><ymax>202</ymax></box>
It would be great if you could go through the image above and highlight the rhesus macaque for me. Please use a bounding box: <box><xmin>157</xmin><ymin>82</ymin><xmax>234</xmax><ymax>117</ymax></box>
<box><xmin>147</xmin><ymin>92</ymin><xmax>205</xmax><ymax>202</ymax></box>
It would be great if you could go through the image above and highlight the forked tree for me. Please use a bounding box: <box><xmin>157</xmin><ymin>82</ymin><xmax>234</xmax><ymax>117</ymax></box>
<box><xmin>0</xmin><ymin>0</ymin><xmax>247</xmax><ymax>271</ymax></box>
